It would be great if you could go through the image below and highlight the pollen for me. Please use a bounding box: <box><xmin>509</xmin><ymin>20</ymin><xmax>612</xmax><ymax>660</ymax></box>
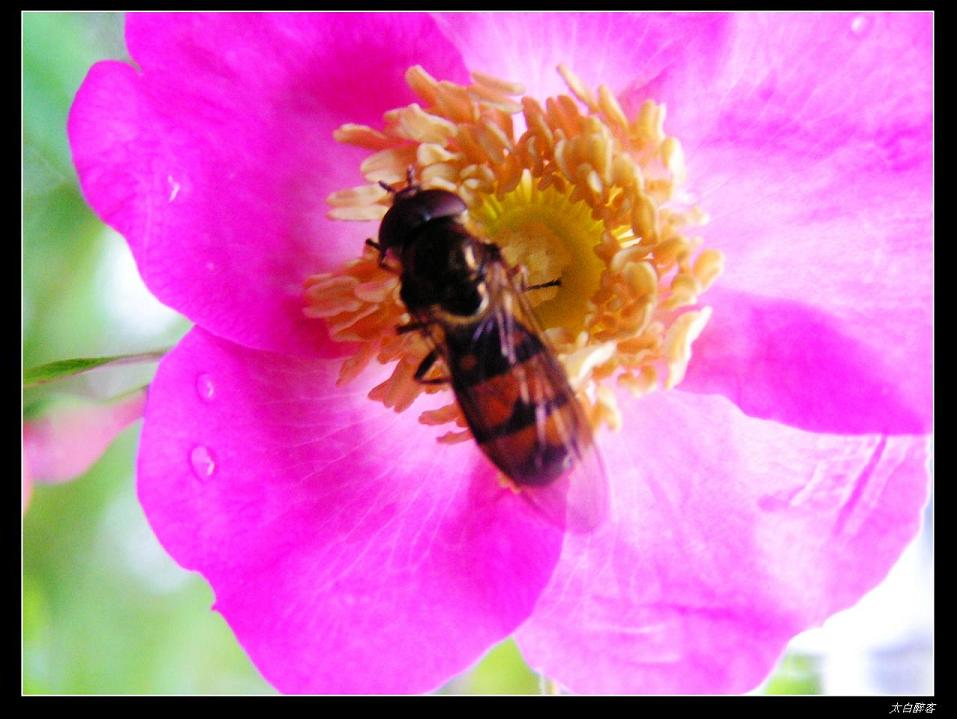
<box><xmin>306</xmin><ymin>65</ymin><xmax>723</xmax><ymax>437</ymax></box>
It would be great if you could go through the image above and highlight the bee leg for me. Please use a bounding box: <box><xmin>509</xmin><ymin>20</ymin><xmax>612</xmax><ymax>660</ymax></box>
<box><xmin>525</xmin><ymin>278</ymin><xmax>562</xmax><ymax>292</ymax></box>
<box><xmin>507</xmin><ymin>264</ymin><xmax>561</xmax><ymax>293</ymax></box>
<box><xmin>396</xmin><ymin>320</ymin><xmax>431</xmax><ymax>335</ymax></box>
<box><xmin>414</xmin><ymin>348</ymin><xmax>450</xmax><ymax>385</ymax></box>
<box><xmin>378</xmin><ymin>166</ymin><xmax>419</xmax><ymax>195</ymax></box>
<box><xmin>365</xmin><ymin>239</ymin><xmax>401</xmax><ymax>274</ymax></box>
<box><xmin>365</xmin><ymin>238</ymin><xmax>388</xmax><ymax>264</ymax></box>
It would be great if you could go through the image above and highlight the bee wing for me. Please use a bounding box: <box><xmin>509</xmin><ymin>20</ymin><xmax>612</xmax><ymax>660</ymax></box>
<box><xmin>469</xmin><ymin>255</ymin><xmax>610</xmax><ymax>533</ymax></box>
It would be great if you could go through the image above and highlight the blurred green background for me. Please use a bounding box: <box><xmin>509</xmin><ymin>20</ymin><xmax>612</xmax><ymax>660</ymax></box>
<box><xmin>22</xmin><ymin>12</ymin><xmax>932</xmax><ymax>695</ymax></box>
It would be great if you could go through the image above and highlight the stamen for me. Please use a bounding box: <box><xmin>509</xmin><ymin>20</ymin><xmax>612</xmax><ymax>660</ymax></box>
<box><xmin>306</xmin><ymin>66</ymin><xmax>724</xmax><ymax>436</ymax></box>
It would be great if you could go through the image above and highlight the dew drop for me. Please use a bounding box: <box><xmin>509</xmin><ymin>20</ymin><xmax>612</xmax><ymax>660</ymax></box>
<box><xmin>850</xmin><ymin>14</ymin><xmax>871</xmax><ymax>36</ymax></box>
<box><xmin>190</xmin><ymin>445</ymin><xmax>217</xmax><ymax>481</ymax></box>
<box><xmin>167</xmin><ymin>174</ymin><xmax>181</xmax><ymax>203</ymax></box>
<box><xmin>195</xmin><ymin>373</ymin><xmax>216</xmax><ymax>402</ymax></box>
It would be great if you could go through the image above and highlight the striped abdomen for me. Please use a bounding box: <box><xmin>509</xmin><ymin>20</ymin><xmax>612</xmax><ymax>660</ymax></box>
<box><xmin>444</xmin><ymin>316</ymin><xmax>588</xmax><ymax>487</ymax></box>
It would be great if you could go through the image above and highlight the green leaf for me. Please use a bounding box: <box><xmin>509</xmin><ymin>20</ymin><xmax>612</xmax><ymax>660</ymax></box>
<box><xmin>762</xmin><ymin>652</ymin><xmax>822</xmax><ymax>695</ymax></box>
<box><xmin>24</xmin><ymin>351</ymin><xmax>168</xmax><ymax>388</ymax></box>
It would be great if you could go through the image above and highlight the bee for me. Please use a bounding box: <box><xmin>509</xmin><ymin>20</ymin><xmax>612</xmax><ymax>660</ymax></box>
<box><xmin>366</xmin><ymin>169</ymin><xmax>609</xmax><ymax>532</ymax></box>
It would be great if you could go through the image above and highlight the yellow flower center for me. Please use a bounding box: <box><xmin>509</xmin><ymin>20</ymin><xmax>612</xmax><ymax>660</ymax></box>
<box><xmin>305</xmin><ymin>65</ymin><xmax>723</xmax><ymax>440</ymax></box>
<box><xmin>470</xmin><ymin>177</ymin><xmax>604</xmax><ymax>335</ymax></box>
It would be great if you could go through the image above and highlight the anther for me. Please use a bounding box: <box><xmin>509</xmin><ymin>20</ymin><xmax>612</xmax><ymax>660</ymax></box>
<box><xmin>311</xmin><ymin>65</ymin><xmax>724</xmax><ymax>436</ymax></box>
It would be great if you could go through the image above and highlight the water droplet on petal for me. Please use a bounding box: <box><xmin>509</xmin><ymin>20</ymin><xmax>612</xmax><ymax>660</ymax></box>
<box><xmin>196</xmin><ymin>373</ymin><xmax>216</xmax><ymax>401</ymax></box>
<box><xmin>190</xmin><ymin>445</ymin><xmax>217</xmax><ymax>481</ymax></box>
<box><xmin>167</xmin><ymin>174</ymin><xmax>181</xmax><ymax>203</ymax></box>
<box><xmin>851</xmin><ymin>14</ymin><xmax>871</xmax><ymax>36</ymax></box>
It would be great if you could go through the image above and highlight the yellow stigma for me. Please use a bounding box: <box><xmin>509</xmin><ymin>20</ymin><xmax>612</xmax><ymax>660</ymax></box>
<box><xmin>306</xmin><ymin>65</ymin><xmax>724</xmax><ymax>438</ymax></box>
<box><xmin>469</xmin><ymin>175</ymin><xmax>605</xmax><ymax>335</ymax></box>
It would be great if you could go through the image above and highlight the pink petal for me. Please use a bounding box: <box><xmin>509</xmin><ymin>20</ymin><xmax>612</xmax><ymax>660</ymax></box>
<box><xmin>682</xmin><ymin>288</ymin><xmax>929</xmax><ymax>435</ymax></box>
<box><xmin>23</xmin><ymin>390</ymin><xmax>146</xmax><ymax>484</ymax></box>
<box><xmin>139</xmin><ymin>328</ymin><xmax>562</xmax><ymax>694</ymax></box>
<box><xmin>432</xmin><ymin>12</ymin><xmax>730</xmax><ymax>103</ymax></box>
<box><xmin>516</xmin><ymin>390</ymin><xmax>930</xmax><ymax>693</ymax></box>
<box><xmin>630</xmin><ymin>13</ymin><xmax>932</xmax><ymax>160</ymax></box>
<box><xmin>644</xmin><ymin>13</ymin><xmax>932</xmax><ymax>434</ymax></box>
<box><xmin>68</xmin><ymin>12</ymin><xmax>469</xmax><ymax>358</ymax></box>
<box><xmin>437</xmin><ymin>12</ymin><xmax>932</xmax><ymax>435</ymax></box>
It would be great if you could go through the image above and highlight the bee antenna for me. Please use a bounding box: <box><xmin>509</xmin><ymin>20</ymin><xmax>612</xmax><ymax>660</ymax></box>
<box><xmin>378</xmin><ymin>180</ymin><xmax>397</xmax><ymax>195</ymax></box>
<box><xmin>405</xmin><ymin>165</ymin><xmax>418</xmax><ymax>187</ymax></box>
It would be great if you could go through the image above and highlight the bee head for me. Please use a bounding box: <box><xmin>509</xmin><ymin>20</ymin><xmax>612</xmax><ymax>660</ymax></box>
<box><xmin>377</xmin><ymin>181</ymin><xmax>468</xmax><ymax>255</ymax></box>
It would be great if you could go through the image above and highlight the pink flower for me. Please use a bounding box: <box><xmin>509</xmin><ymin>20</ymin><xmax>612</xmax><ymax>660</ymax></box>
<box><xmin>23</xmin><ymin>390</ymin><xmax>147</xmax><ymax>513</ymax></box>
<box><xmin>67</xmin><ymin>12</ymin><xmax>932</xmax><ymax>694</ymax></box>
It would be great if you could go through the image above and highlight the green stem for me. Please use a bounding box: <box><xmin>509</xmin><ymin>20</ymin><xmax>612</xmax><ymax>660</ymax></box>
<box><xmin>23</xmin><ymin>349</ymin><xmax>171</xmax><ymax>388</ymax></box>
